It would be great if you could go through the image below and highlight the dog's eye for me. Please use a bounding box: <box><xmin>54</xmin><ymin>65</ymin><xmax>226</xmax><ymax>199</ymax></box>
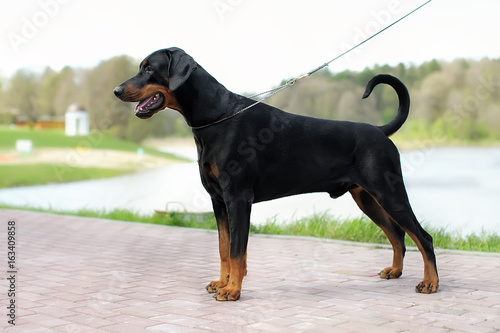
<box><xmin>145</xmin><ymin>66</ymin><xmax>154</xmax><ymax>74</ymax></box>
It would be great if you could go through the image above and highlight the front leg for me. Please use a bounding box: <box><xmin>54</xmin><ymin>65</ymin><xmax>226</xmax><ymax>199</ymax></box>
<box><xmin>213</xmin><ymin>256</ymin><xmax>246</xmax><ymax>301</ymax></box>
<box><xmin>206</xmin><ymin>199</ymin><xmax>230</xmax><ymax>293</ymax></box>
<box><xmin>213</xmin><ymin>195</ymin><xmax>252</xmax><ymax>301</ymax></box>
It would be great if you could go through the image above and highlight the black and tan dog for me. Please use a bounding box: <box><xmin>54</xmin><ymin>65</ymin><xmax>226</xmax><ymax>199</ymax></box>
<box><xmin>114</xmin><ymin>47</ymin><xmax>438</xmax><ymax>301</ymax></box>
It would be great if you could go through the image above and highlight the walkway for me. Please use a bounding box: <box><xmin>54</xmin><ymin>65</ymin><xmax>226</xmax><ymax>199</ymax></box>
<box><xmin>1</xmin><ymin>210</ymin><xmax>499</xmax><ymax>332</ymax></box>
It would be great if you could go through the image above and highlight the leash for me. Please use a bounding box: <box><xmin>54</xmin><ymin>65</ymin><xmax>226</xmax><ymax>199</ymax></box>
<box><xmin>192</xmin><ymin>0</ymin><xmax>432</xmax><ymax>130</ymax></box>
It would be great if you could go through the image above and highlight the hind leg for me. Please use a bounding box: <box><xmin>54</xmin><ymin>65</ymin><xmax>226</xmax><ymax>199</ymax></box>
<box><xmin>368</xmin><ymin>179</ymin><xmax>439</xmax><ymax>294</ymax></box>
<box><xmin>350</xmin><ymin>187</ymin><xmax>406</xmax><ymax>279</ymax></box>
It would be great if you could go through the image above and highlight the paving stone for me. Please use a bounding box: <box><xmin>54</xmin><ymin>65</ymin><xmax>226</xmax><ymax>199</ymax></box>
<box><xmin>1</xmin><ymin>209</ymin><xmax>500</xmax><ymax>332</ymax></box>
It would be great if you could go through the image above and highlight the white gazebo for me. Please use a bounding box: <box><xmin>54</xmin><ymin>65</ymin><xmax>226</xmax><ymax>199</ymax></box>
<box><xmin>65</xmin><ymin>103</ymin><xmax>89</xmax><ymax>136</ymax></box>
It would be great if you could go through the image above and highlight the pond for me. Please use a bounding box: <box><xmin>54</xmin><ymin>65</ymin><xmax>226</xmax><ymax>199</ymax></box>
<box><xmin>1</xmin><ymin>147</ymin><xmax>499</xmax><ymax>236</ymax></box>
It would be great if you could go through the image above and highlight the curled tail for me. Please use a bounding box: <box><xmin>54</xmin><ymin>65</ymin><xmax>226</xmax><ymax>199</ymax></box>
<box><xmin>362</xmin><ymin>74</ymin><xmax>410</xmax><ymax>137</ymax></box>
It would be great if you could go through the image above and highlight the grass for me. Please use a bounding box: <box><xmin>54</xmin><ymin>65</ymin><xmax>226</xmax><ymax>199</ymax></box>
<box><xmin>255</xmin><ymin>213</ymin><xmax>500</xmax><ymax>253</ymax></box>
<box><xmin>0</xmin><ymin>126</ymin><xmax>189</xmax><ymax>188</ymax></box>
<box><xmin>2</xmin><ymin>205</ymin><xmax>499</xmax><ymax>253</ymax></box>
<box><xmin>0</xmin><ymin>164</ymin><xmax>132</xmax><ymax>189</ymax></box>
<box><xmin>0</xmin><ymin>126</ymin><xmax>185</xmax><ymax>160</ymax></box>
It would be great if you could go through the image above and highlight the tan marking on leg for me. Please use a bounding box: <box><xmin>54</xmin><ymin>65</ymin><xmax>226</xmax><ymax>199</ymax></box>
<box><xmin>214</xmin><ymin>256</ymin><xmax>246</xmax><ymax>301</ymax></box>
<box><xmin>209</xmin><ymin>163</ymin><xmax>219</xmax><ymax>178</ymax></box>
<box><xmin>377</xmin><ymin>223</ymin><xmax>404</xmax><ymax>279</ymax></box>
<box><xmin>243</xmin><ymin>251</ymin><xmax>248</xmax><ymax>276</ymax></box>
<box><xmin>350</xmin><ymin>187</ymin><xmax>404</xmax><ymax>279</ymax></box>
<box><xmin>206</xmin><ymin>222</ymin><xmax>230</xmax><ymax>293</ymax></box>
<box><xmin>406</xmin><ymin>231</ymin><xmax>439</xmax><ymax>293</ymax></box>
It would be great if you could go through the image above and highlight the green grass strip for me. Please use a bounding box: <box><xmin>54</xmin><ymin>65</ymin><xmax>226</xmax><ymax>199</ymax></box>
<box><xmin>1</xmin><ymin>206</ymin><xmax>498</xmax><ymax>253</ymax></box>
<box><xmin>0</xmin><ymin>127</ymin><xmax>186</xmax><ymax>161</ymax></box>
<box><xmin>254</xmin><ymin>213</ymin><xmax>500</xmax><ymax>253</ymax></box>
<box><xmin>0</xmin><ymin>164</ymin><xmax>132</xmax><ymax>189</ymax></box>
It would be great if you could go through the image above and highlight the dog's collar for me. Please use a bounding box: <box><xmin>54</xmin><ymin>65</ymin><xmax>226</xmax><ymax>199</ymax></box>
<box><xmin>190</xmin><ymin>102</ymin><xmax>257</xmax><ymax>130</ymax></box>
<box><xmin>190</xmin><ymin>82</ymin><xmax>293</xmax><ymax>130</ymax></box>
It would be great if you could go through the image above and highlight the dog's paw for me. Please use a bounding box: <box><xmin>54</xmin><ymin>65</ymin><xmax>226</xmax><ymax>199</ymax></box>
<box><xmin>378</xmin><ymin>267</ymin><xmax>403</xmax><ymax>279</ymax></box>
<box><xmin>206</xmin><ymin>279</ymin><xmax>227</xmax><ymax>294</ymax></box>
<box><xmin>213</xmin><ymin>285</ymin><xmax>241</xmax><ymax>301</ymax></box>
<box><xmin>415</xmin><ymin>279</ymin><xmax>439</xmax><ymax>294</ymax></box>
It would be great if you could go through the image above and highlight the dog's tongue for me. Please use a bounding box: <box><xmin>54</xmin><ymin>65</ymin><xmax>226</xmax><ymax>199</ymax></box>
<box><xmin>135</xmin><ymin>95</ymin><xmax>156</xmax><ymax>113</ymax></box>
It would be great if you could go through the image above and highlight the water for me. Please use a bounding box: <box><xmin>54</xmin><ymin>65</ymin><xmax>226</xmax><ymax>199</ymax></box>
<box><xmin>1</xmin><ymin>147</ymin><xmax>499</xmax><ymax>236</ymax></box>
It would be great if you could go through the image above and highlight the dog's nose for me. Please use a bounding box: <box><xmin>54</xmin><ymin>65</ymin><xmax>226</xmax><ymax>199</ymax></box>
<box><xmin>113</xmin><ymin>86</ymin><xmax>124</xmax><ymax>97</ymax></box>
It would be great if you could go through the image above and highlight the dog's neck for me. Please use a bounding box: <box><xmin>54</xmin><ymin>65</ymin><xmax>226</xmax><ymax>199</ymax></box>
<box><xmin>174</xmin><ymin>66</ymin><xmax>248</xmax><ymax>128</ymax></box>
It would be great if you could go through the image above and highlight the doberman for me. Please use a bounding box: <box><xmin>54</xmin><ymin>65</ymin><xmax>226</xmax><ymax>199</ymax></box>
<box><xmin>114</xmin><ymin>47</ymin><xmax>438</xmax><ymax>301</ymax></box>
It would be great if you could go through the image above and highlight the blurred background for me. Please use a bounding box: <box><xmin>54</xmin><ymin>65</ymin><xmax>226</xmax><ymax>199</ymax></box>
<box><xmin>1</xmin><ymin>0</ymin><xmax>499</xmax><ymax>236</ymax></box>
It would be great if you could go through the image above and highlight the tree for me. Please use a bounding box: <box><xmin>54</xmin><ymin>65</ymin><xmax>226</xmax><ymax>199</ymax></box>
<box><xmin>79</xmin><ymin>55</ymin><xmax>138</xmax><ymax>137</ymax></box>
<box><xmin>415</xmin><ymin>72</ymin><xmax>452</xmax><ymax>123</ymax></box>
<box><xmin>53</xmin><ymin>66</ymin><xmax>78</xmax><ymax>115</ymax></box>
<box><xmin>0</xmin><ymin>81</ymin><xmax>9</xmax><ymax>124</ymax></box>
<box><xmin>3</xmin><ymin>55</ymin><xmax>499</xmax><ymax>141</ymax></box>
<box><xmin>418</xmin><ymin>59</ymin><xmax>441</xmax><ymax>79</ymax></box>
<box><xmin>37</xmin><ymin>67</ymin><xmax>59</xmax><ymax>116</ymax></box>
<box><xmin>338</xmin><ymin>90</ymin><xmax>358</xmax><ymax>120</ymax></box>
<box><xmin>4</xmin><ymin>69</ymin><xmax>39</xmax><ymax>122</ymax></box>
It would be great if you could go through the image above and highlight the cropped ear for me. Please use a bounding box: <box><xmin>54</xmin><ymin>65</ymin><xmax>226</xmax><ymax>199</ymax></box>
<box><xmin>166</xmin><ymin>47</ymin><xmax>197</xmax><ymax>91</ymax></box>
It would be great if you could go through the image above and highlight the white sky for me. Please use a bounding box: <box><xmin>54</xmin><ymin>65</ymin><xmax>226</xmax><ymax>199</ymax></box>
<box><xmin>1</xmin><ymin>0</ymin><xmax>499</xmax><ymax>93</ymax></box>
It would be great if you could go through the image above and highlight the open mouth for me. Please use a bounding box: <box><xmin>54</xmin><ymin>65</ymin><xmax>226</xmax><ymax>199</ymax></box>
<box><xmin>134</xmin><ymin>93</ymin><xmax>165</xmax><ymax>119</ymax></box>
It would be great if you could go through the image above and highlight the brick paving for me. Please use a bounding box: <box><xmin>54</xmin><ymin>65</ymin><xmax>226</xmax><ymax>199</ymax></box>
<box><xmin>1</xmin><ymin>209</ymin><xmax>499</xmax><ymax>332</ymax></box>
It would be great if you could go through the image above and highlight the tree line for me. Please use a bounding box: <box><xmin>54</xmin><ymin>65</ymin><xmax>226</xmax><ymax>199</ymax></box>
<box><xmin>1</xmin><ymin>56</ymin><xmax>499</xmax><ymax>142</ymax></box>
<box><xmin>0</xmin><ymin>55</ymin><xmax>191</xmax><ymax>143</ymax></box>
<box><xmin>267</xmin><ymin>58</ymin><xmax>500</xmax><ymax>141</ymax></box>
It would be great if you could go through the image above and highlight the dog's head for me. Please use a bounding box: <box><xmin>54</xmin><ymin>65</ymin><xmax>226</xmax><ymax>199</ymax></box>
<box><xmin>113</xmin><ymin>47</ymin><xmax>197</xmax><ymax>119</ymax></box>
